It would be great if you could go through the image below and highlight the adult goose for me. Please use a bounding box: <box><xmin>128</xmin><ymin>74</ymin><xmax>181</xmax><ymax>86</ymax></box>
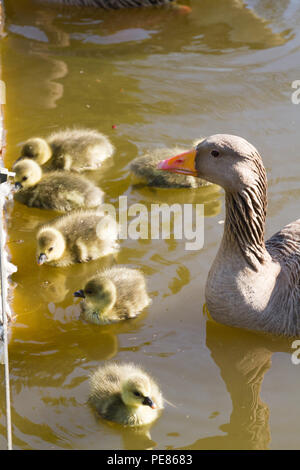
<box><xmin>158</xmin><ymin>134</ymin><xmax>300</xmax><ymax>336</ymax></box>
<box><xmin>37</xmin><ymin>0</ymin><xmax>175</xmax><ymax>8</ymax></box>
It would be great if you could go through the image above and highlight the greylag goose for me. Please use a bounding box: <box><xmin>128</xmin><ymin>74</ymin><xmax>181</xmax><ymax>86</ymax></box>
<box><xmin>37</xmin><ymin>0</ymin><xmax>175</xmax><ymax>8</ymax></box>
<box><xmin>16</xmin><ymin>128</ymin><xmax>114</xmax><ymax>172</ymax></box>
<box><xmin>74</xmin><ymin>266</ymin><xmax>151</xmax><ymax>324</ymax></box>
<box><xmin>13</xmin><ymin>159</ymin><xmax>104</xmax><ymax>211</ymax></box>
<box><xmin>158</xmin><ymin>134</ymin><xmax>300</xmax><ymax>336</ymax></box>
<box><xmin>36</xmin><ymin>210</ymin><xmax>119</xmax><ymax>266</ymax></box>
<box><xmin>89</xmin><ymin>362</ymin><xmax>163</xmax><ymax>426</ymax></box>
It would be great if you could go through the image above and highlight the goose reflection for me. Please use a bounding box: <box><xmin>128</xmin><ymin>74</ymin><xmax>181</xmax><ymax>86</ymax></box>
<box><xmin>91</xmin><ymin>417</ymin><xmax>157</xmax><ymax>450</ymax></box>
<box><xmin>5</xmin><ymin>0</ymin><xmax>289</xmax><ymax>55</ymax></box>
<box><xmin>5</xmin><ymin>1</ymin><xmax>69</xmax><ymax>110</ymax></box>
<box><xmin>179</xmin><ymin>321</ymin><xmax>293</xmax><ymax>450</ymax></box>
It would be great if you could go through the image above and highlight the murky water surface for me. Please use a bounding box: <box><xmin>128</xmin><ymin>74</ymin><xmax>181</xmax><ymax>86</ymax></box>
<box><xmin>0</xmin><ymin>0</ymin><xmax>300</xmax><ymax>450</ymax></box>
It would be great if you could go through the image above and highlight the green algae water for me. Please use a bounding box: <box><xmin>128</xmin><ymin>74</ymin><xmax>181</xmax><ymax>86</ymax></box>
<box><xmin>0</xmin><ymin>0</ymin><xmax>300</xmax><ymax>449</ymax></box>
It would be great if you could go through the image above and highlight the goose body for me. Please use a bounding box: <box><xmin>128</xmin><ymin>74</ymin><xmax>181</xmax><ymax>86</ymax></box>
<box><xmin>13</xmin><ymin>159</ymin><xmax>104</xmax><ymax>212</ymax></box>
<box><xmin>74</xmin><ymin>266</ymin><xmax>151</xmax><ymax>324</ymax></box>
<box><xmin>37</xmin><ymin>210</ymin><xmax>119</xmax><ymax>267</ymax></box>
<box><xmin>89</xmin><ymin>362</ymin><xmax>163</xmax><ymax>426</ymax></box>
<box><xmin>18</xmin><ymin>128</ymin><xmax>114</xmax><ymax>172</ymax></box>
<box><xmin>158</xmin><ymin>134</ymin><xmax>300</xmax><ymax>336</ymax></box>
<box><xmin>130</xmin><ymin>145</ymin><xmax>208</xmax><ymax>188</ymax></box>
<box><xmin>37</xmin><ymin>0</ymin><xmax>174</xmax><ymax>8</ymax></box>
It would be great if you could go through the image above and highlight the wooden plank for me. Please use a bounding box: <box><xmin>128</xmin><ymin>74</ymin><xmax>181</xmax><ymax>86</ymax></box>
<box><xmin>0</xmin><ymin>0</ymin><xmax>3</xmax><ymax>38</ymax></box>
<box><xmin>0</xmin><ymin>0</ymin><xmax>4</xmax><ymax>158</ymax></box>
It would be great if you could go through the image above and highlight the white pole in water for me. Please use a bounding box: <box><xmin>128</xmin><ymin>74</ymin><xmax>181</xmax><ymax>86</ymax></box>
<box><xmin>0</xmin><ymin>168</ymin><xmax>15</xmax><ymax>450</ymax></box>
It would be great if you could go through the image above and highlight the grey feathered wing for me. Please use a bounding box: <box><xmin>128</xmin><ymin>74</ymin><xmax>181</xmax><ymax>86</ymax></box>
<box><xmin>266</xmin><ymin>219</ymin><xmax>300</xmax><ymax>287</ymax></box>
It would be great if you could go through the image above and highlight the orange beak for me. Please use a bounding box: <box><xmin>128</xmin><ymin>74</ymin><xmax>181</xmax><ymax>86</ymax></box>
<box><xmin>157</xmin><ymin>148</ymin><xmax>198</xmax><ymax>177</ymax></box>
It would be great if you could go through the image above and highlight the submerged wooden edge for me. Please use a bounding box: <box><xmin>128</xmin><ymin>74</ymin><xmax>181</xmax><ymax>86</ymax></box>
<box><xmin>0</xmin><ymin>1</ymin><xmax>15</xmax><ymax>326</ymax></box>
<box><xmin>0</xmin><ymin>0</ymin><xmax>4</xmax><ymax>148</ymax></box>
<box><xmin>0</xmin><ymin>0</ymin><xmax>3</xmax><ymax>38</ymax></box>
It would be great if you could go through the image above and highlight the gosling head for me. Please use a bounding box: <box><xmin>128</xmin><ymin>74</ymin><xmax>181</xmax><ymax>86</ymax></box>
<box><xmin>13</xmin><ymin>158</ymin><xmax>42</xmax><ymax>190</ymax></box>
<box><xmin>121</xmin><ymin>376</ymin><xmax>156</xmax><ymax>410</ymax></box>
<box><xmin>20</xmin><ymin>138</ymin><xmax>52</xmax><ymax>165</ymax></box>
<box><xmin>36</xmin><ymin>227</ymin><xmax>66</xmax><ymax>265</ymax></box>
<box><xmin>74</xmin><ymin>277</ymin><xmax>117</xmax><ymax>323</ymax></box>
<box><xmin>158</xmin><ymin>134</ymin><xmax>265</xmax><ymax>192</ymax></box>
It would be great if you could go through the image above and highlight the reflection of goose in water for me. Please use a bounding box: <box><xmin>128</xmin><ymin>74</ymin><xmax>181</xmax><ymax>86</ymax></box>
<box><xmin>179</xmin><ymin>321</ymin><xmax>292</xmax><ymax>450</ymax></box>
<box><xmin>6</xmin><ymin>0</ymin><xmax>289</xmax><ymax>57</ymax></box>
<box><xmin>40</xmin><ymin>271</ymin><xmax>69</xmax><ymax>304</ymax></box>
<box><xmin>190</xmin><ymin>0</ymin><xmax>289</xmax><ymax>49</ymax></box>
<box><xmin>110</xmin><ymin>423</ymin><xmax>156</xmax><ymax>450</ymax></box>
<box><xmin>4</xmin><ymin>3</ymin><xmax>69</xmax><ymax>110</ymax></box>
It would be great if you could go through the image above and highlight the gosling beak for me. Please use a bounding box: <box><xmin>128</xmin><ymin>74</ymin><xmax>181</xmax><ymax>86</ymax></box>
<box><xmin>143</xmin><ymin>397</ymin><xmax>156</xmax><ymax>409</ymax></box>
<box><xmin>73</xmin><ymin>289</ymin><xmax>85</xmax><ymax>298</ymax></box>
<box><xmin>37</xmin><ymin>253</ymin><xmax>47</xmax><ymax>265</ymax></box>
<box><xmin>14</xmin><ymin>182</ymin><xmax>22</xmax><ymax>191</ymax></box>
<box><xmin>157</xmin><ymin>148</ymin><xmax>198</xmax><ymax>177</ymax></box>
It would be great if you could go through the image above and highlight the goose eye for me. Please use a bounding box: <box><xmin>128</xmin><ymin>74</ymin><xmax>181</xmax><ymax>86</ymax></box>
<box><xmin>22</xmin><ymin>176</ymin><xmax>28</xmax><ymax>181</ymax></box>
<box><xmin>134</xmin><ymin>391</ymin><xmax>141</xmax><ymax>397</ymax></box>
<box><xmin>211</xmin><ymin>150</ymin><xmax>220</xmax><ymax>158</ymax></box>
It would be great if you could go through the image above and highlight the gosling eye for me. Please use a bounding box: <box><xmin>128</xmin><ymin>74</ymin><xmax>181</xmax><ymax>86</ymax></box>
<box><xmin>22</xmin><ymin>176</ymin><xmax>28</xmax><ymax>181</ymax></box>
<box><xmin>48</xmin><ymin>247</ymin><xmax>53</xmax><ymax>252</ymax></box>
<box><xmin>85</xmin><ymin>289</ymin><xmax>93</xmax><ymax>295</ymax></box>
<box><xmin>133</xmin><ymin>391</ymin><xmax>142</xmax><ymax>397</ymax></box>
<box><xmin>211</xmin><ymin>150</ymin><xmax>220</xmax><ymax>158</ymax></box>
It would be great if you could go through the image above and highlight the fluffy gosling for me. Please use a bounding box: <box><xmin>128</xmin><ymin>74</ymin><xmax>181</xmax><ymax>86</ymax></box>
<box><xmin>13</xmin><ymin>159</ymin><xmax>104</xmax><ymax>212</ymax></box>
<box><xmin>74</xmin><ymin>266</ymin><xmax>151</xmax><ymax>325</ymax></box>
<box><xmin>89</xmin><ymin>362</ymin><xmax>163</xmax><ymax>426</ymax></box>
<box><xmin>17</xmin><ymin>128</ymin><xmax>114</xmax><ymax>172</ymax></box>
<box><xmin>36</xmin><ymin>210</ymin><xmax>119</xmax><ymax>267</ymax></box>
<box><xmin>130</xmin><ymin>142</ymin><xmax>208</xmax><ymax>188</ymax></box>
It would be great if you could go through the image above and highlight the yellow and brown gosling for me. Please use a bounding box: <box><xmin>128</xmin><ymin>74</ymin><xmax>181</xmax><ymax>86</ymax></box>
<box><xmin>36</xmin><ymin>210</ymin><xmax>119</xmax><ymax>267</ymax></box>
<box><xmin>13</xmin><ymin>159</ymin><xmax>104</xmax><ymax>212</ymax></box>
<box><xmin>89</xmin><ymin>362</ymin><xmax>163</xmax><ymax>426</ymax></box>
<box><xmin>17</xmin><ymin>128</ymin><xmax>114</xmax><ymax>172</ymax></box>
<box><xmin>129</xmin><ymin>141</ymin><xmax>208</xmax><ymax>188</ymax></box>
<box><xmin>74</xmin><ymin>266</ymin><xmax>151</xmax><ymax>325</ymax></box>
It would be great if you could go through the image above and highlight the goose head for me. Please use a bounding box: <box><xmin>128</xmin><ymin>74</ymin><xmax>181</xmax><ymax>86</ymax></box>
<box><xmin>37</xmin><ymin>227</ymin><xmax>66</xmax><ymax>265</ymax></box>
<box><xmin>74</xmin><ymin>277</ymin><xmax>117</xmax><ymax>324</ymax></box>
<box><xmin>158</xmin><ymin>134</ymin><xmax>265</xmax><ymax>192</ymax></box>
<box><xmin>121</xmin><ymin>376</ymin><xmax>156</xmax><ymax>410</ymax></box>
<box><xmin>13</xmin><ymin>158</ymin><xmax>43</xmax><ymax>189</ymax></box>
<box><xmin>20</xmin><ymin>138</ymin><xmax>52</xmax><ymax>165</ymax></box>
